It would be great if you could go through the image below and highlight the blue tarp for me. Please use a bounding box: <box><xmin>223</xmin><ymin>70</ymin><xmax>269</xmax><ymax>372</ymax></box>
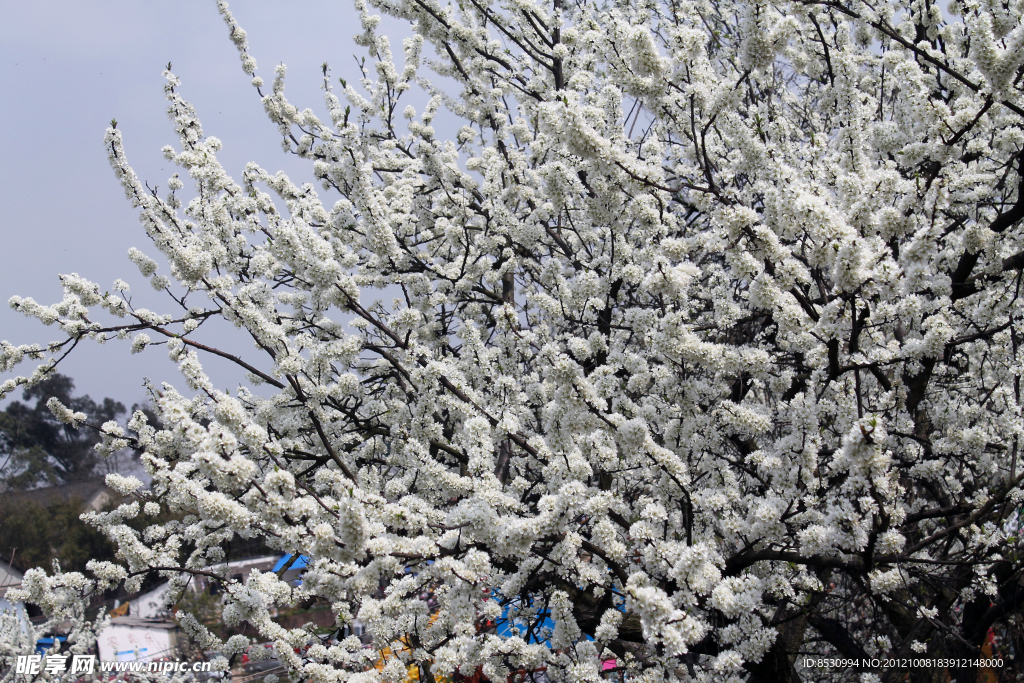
<box><xmin>494</xmin><ymin>594</ymin><xmax>555</xmax><ymax>644</ymax></box>
<box><xmin>272</xmin><ymin>554</ymin><xmax>309</xmax><ymax>572</ymax></box>
<box><xmin>35</xmin><ymin>636</ymin><xmax>67</xmax><ymax>655</ymax></box>
<box><xmin>493</xmin><ymin>589</ymin><xmax>624</xmax><ymax>645</ymax></box>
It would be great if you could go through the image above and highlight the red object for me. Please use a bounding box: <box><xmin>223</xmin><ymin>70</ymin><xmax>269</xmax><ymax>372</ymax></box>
<box><xmin>455</xmin><ymin>666</ymin><xmax>488</xmax><ymax>683</ymax></box>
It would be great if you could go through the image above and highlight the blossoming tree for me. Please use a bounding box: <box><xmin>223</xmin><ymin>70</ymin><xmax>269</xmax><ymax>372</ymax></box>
<box><xmin>4</xmin><ymin>0</ymin><xmax>1024</xmax><ymax>680</ymax></box>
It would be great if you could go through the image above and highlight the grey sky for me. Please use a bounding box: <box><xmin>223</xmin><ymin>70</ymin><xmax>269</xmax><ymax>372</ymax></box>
<box><xmin>0</xmin><ymin>1</ymin><xmax>396</xmax><ymax>408</ymax></box>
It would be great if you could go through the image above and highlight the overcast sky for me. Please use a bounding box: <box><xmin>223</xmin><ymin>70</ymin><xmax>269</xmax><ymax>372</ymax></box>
<box><xmin>0</xmin><ymin>1</ymin><xmax>413</xmax><ymax>409</ymax></box>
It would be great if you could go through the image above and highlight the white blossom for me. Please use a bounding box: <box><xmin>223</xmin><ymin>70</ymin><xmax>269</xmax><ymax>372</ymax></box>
<box><xmin>6</xmin><ymin>0</ymin><xmax>1024</xmax><ymax>677</ymax></box>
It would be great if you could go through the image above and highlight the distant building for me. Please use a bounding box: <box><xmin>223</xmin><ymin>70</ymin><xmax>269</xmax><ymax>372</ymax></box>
<box><xmin>0</xmin><ymin>560</ymin><xmax>27</xmax><ymax>630</ymax></box>
<box><xmin>131</xmin><ymin>582</ymin><xmax>173</xmax><ymax>619</ymax></box>
<box><xmin>129</xmin><ymin>555</ymin><xmax>280</xmax><ymax>618</ymax></box>
<box><xmin>184</xmin><ymin>555</ymin><xmax>281</xmax><ymax>594</ymax></box>
<box><xmin>97</xmin><ymin>617</ymin><xmax>182</xmax><ymax>663</ymax></box>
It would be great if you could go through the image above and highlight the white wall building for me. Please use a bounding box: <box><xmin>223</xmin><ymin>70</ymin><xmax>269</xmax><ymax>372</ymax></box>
<box><xmin>0</xmin><ymin>561</ymin><xmax>27</xmax><ymax>630</ymax></box>
<box><xmin>97</xmin><ymin>617</ymin><xmax>182</xmax><ymax>662</ymax></box>
<box><xmin>130</xmin><ymin>582</ymin><xmax>173</xmax><ymax>619</ymax></box>
<box><xmin>128</xmin><ymin>555</ymin><xmax>280</xmax><ymax>618</ymax></box>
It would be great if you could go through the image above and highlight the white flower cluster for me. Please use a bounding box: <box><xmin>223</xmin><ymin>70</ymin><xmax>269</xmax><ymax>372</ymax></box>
<box><xmin>6</xmin><ymin>0</ymin><xmax>1024</xmax><ymax>677</ymax></box>
<box><xmin>0</xmin><ymin>570</ymin><xmax>192</xmax><ymax>683</ymax></box>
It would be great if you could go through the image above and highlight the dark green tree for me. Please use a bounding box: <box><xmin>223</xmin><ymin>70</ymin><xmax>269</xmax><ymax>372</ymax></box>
<box><xmin>0</xmin><ymin>373</ymin><xmax>125</xmax><ymax>490</ymax></box>
<box><xmin>0</xmin><ymin>498</ymin><xmax>116</xmax><ymax>574</ymax></box>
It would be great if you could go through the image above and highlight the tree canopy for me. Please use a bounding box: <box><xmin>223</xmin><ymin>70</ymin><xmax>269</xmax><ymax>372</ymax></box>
<box><xmin>0</xmin><ymin>373</ymin><xmax>125</xmax><ymax>490</ymax></box>
<box><xmin>5</xmin><ymin>0</ymin><xmax>1024</xmax><ymax>681</ymax></box>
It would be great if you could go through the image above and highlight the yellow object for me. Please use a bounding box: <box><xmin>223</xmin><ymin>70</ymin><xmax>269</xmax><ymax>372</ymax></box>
<box><xmin>373</xmin><ymin>614</ymin><xmax>451</xmax><ymax>683</ymax></box>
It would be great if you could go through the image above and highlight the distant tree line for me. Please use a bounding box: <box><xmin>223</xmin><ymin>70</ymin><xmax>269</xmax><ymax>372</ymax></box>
<box><xmin>0</xmin><ymin>374</ymin><xmax>126</xmax><ymax>575</ymax></box>
<box><xmin>0</xmin><ymin>374</ymin><xmax>270</xmax><ymax>577</ymax></box>
<box><xmin>0</xmin><ymin>373</ymin><xmax>127</xmax><ymax>491</ymax></box>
